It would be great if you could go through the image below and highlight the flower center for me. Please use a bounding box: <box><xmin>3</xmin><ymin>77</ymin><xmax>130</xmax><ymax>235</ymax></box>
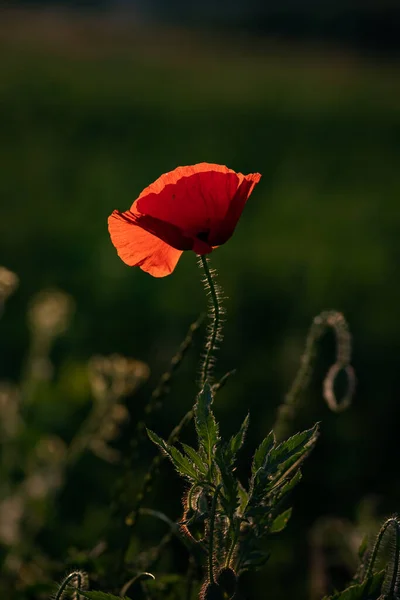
<box><xmin>197</xmin><ymin>230</ymin><xmax>210</xmax><ymax>242</ymax></box>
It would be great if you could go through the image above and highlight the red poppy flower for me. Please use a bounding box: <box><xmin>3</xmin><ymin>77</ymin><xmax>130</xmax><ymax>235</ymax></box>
<box><xmin>108</xmin><ymin>163</ymin><xmax>261</xmax><ymax>277</ymax></box>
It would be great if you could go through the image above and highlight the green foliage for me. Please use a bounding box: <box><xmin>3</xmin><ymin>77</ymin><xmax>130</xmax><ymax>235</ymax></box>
<box><xmin>323</xmin><ymin>571</ymin><xmax>385</xmax><ymax>600</ymax></box>
<box><xmin>269</xmin><ymin>508</ymin><xmax>293</xmax><ymax>533</ymax></box>
<box><xmin>148</xmin><ymin>383</ymin><xmax>319</xmax><ymax>580</ymax></box>
<box><xmin>363</xmin><ymin>516</ymin><xmax>400</xmax><ymax>599</ymax></box>
<box><xmin>1</xmin><ymin>22</ymin><xmax>400</xmax><ymax>599</ymax></box>
<box><xmin>247</xmin><ymin>425</ymin><xmax>319</xmax><ymax>514</ymax></box>
<box><xmin>76</xmin><ymin>592</ymin><xmax>131</xmax><ymax>600</ymax></box>
<box><xmin>194</xmin><ymin>384</ymin><xmax>220</xmax><ymax>472</ymax></box>
<box><xmin>147</xmin><ymin>429</ymin><xmax>199</xmax><ymax>481</ymax></box>
<box><xmin>251</xmin><ymin>431</ymin><xmax>276</xmax><ymax>476</ymax></box>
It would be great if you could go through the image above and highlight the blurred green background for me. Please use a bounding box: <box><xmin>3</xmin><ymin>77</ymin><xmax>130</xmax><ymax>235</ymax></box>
<box><xmin>0</xmin><ymin>6</ymin><xmax>400</xmax><ymax>600</ymax></box>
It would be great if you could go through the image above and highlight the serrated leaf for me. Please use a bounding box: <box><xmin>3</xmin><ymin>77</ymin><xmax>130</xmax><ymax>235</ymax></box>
<box><xmin>322</xmin><ymin>571</ymin><xmax>384</xmax><ymax>600</ymax></box>
<box><xmin>260</xmin><ymin>424</ymin><xmax>319</xmax><ymax>494</ymax></box>
<box><xmin>270</xmin><ymin>507</ymin><xmax>292</xmax><ymax>533</ymax></box>
<box><xmin>246</xmin><ymin>426</ymin><xmax>318</xmax><ymax>517</ymax></box>
<box><xmin>268</xmin><ymin>469</ymin><xmax>302</xmax><ymax>514</ymax></box>
<box><xmin>76</xmin><ymin>592</ymin><xmax>131</xmax><ymax>600</ymax></box>
<box><xmin>147</xmin><ymin>429</ymin><xmax>198</xmax><ymax>480</ymax></box>
<box><xmin>275</xmin><ymin>469</ymin><xmax>302</xmax><ymax>500</ymax></box>
<box><xmin>251</xmin><ymin>430</ymin><xmax>275</xmax><ymax>475</ymax></box>
<box><xmin>181</xmin><ymin>443</ymin><xmax>208</xmax><ymax>475</ymax></box>
<box><xmin>268</xmin><ymin>424</ymin><xmax>319</xmax><ymax>476</ymax></box>
<box><xmin>237</xmin><ymin>481</ymin><xmax>249</xmax><ymax>515</ymax></box>
<box><xmin>194</xmin><ymin>384</ymin><xmax>220</xmax><ymax>466</ymax></box>
<box><xmin>227</xmin><ymin>413</ymin><xmax>250</xmax><ymax>459</ymax></box>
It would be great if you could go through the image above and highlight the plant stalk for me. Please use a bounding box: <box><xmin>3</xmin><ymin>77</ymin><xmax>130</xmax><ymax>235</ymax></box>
<box><xmin>199</xmin><ymin>255</ymin><xmax>222</xmax><ymax>387</ymax></box>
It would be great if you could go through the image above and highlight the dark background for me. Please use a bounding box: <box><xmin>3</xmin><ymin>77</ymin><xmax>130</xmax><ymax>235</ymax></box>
<box><xmin>0</xmin><ymin>2</ymin><xmax>399</xmax><ymax>599</ymax></box>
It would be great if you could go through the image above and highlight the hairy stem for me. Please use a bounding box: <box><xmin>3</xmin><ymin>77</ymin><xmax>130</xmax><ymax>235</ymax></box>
<box><xmin>389</xmin><ymin>520</ymin><xmax>400</xmax><ymax>597</ymax></box>
<box><xmin>225</xmin><ymin>519</ymin><xmax>240</xmax><ymax>568</ymax></box>
<box><xmin>274</xmin><ymin>310</ymin><xmax>354</xmax><ymax>440</ymax></box>
<box><xmin>208</xmin><ymin>484</ymin><xmax>222</xmax><ymax>584</ymax></box>
<box><xmin>199</xmin><ymin>255</ymin><xmax>223</xmax><ymax>387</ymax></box>
<box><xmin>365</xmin><ymin>517</ymin><xmax>400</xmax><ymax>581</ymax></box>
<box><xmin>55</xmin><ymin>571</ymin><xmax>86</xmax><ymax>600</ymax></box>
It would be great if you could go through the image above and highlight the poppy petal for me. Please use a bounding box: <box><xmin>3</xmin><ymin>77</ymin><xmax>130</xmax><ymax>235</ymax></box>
<box><xmin>131</xmin><ymin>209</ymin><xmax>213</xmax><ymax>254</ymax></box>
<box><xmin>108</xmin><ymin>210</ymin><xmax>183</xmax><ymax>277</ymax></box>
<box><xmin>134</xmin><ymin>164</ymin><xmax>246</xmax><ymax>240</ymax></box>
<box><xmin>209</xmin><ymin>173</ymin><xmax>262</xmax><ymax>245</ymax></box>
<box><xmin>108</xmin><ymin>163</ymin><xmax>261</xmax><ymax>276</ymax></box>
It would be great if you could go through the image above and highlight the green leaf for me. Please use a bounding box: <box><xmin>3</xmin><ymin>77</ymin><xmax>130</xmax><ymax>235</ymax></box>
<box><xmin>357</xmin><ymin>534</ymin><xmax>369</xmax><ymax>560</ymax></box>
<box><xmin>228</xmin><ymin>413</ymin><xmax>250</xmax><ymax>458</ymax></box>
<box><xmin>246</xmin><ymin>426</ymin><xmax>318</xmax><ymax>518</ymax></box>
<box><xmin>237</xmin><ymin>481</ymin><xmax>249</xmax><ymax>515</ymax></box>
<box><xmin>214</xmin><ymin>413</ymin><xmax>249</xmax><ymax>515</ymax></box>
<box><xmin>147</xmin><ymin>429</ymin><xmax>198</xmax><ymax>480</ymax></box>
<box><xmin>276</xmin><ymin>469</ymin><xmax>302</xmax><ymax>499</ymax></box>
<box><xmin>76</xmin><ymin>592</ymin><xmax>131</xmax><ymax>600</ymax></box>
<box><xmin>194</xmin><ymin>384</ymin><xmax>220</xmax><ymax>465</ymax></box>
<box><xmin>270</xmin><ymin>508</ymin><xmax>292</xmax><ymax>533</ymax></box>
<box><xmin>268</xmin><ymin>424</ymin><xmax>319</xmax><ymax>478</ymax></box>
<box><xmin>215</xmin><ymin>442</ymin><xmax>239</xmax><ymax>518</ymax></box>
<box><xmin>322</xmin><ymin>571</ymin><xmax>384</xmax><ymax>600</ymax></box>
<box><xmin>181</xmin><ymin>443</ymin><xmax>208</xmax><ymax>475</ymax></box>
<box><xmin>251</xmin><ymin>430</ymin><xmax>275</xmax><ymax>475</ymax></box>
<box><xmin>258</xmin><ymin>424</ymin><xmax>319</xmax><ymax>494</ymax></box>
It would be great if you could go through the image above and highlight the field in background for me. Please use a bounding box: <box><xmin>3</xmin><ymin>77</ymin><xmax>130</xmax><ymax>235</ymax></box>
<box><xmin>0</xmin><ymin>10</ymin><xmax>400</xmax><ymax>600</ymax></box>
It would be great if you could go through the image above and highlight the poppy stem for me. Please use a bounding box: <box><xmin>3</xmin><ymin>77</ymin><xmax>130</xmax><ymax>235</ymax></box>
<box><xmin>199</xmin><ymin>255</ymin><xmax>224</xmax><ymax>387</ymax></box>
<box><xmin>208</xmin><ymin>484</ymin><xmax>222</xmax><ymax>584</ymax></box>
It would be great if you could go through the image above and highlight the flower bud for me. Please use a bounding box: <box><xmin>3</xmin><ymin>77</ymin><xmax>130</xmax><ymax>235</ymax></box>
<box><xmin>216</xmin><ymin>567</ymin><xmax>237</xmax><ymax>598</ymax></box>
<box><xmin>200</xmin><ymin>582</ymin><xmax>224</xmax><ymax>600</ymax></box>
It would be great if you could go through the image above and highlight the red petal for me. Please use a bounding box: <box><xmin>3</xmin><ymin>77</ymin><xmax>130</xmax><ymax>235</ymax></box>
<box><xmin>210</xmin><ymin>172</ymin><xmax>261</xmax><ymax>245</ymax></box>
<box><xmin>133</xmin><ymin>163</ymin><xmax>255</xmax><ymax>243</ymax></box>
<box><xmin>108</xmin><ymin>210</ymin><xmax>183</xmax><ymax>277</ymax></box>
<box><xmin>132</xmin><ymin>209</ymin><xmax>213</xmax><ymax>255</ymax></box>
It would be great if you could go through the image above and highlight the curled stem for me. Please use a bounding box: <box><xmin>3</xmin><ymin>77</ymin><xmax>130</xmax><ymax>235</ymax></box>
<box><xmin>199</xmin><ymin>255</ymin><xmax>224</xmax><ymax>387</ymax></box>
<box><xmin>54</xmin><ymin>571</ymin><xmax>87</xmax><ymax>600</ymax></box>
<box><xmin>274</xmin><ymin>310</ymin><xmax>355</xmax><ymax>440</ymax></box>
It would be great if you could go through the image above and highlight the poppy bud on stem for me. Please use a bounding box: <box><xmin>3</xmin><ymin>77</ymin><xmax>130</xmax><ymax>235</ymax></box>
<box><xmin>199</xmin><ymin>256</ymin><xmax>224</xmax><ymax>387</ymax></box>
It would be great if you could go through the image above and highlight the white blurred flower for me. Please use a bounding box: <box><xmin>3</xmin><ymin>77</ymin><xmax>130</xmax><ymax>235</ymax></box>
<box><xmin>88</xmin><ymin>354</ymin><xmax>149</xmax><ymax>401</ymax></box>
<box><xmin>0</xmin><ymin>267</ymin><xmax>18</xmax><ymax>307</ymax></box>
<box><xmin>0</xmin><ymin>383</ymin><xmax>21</xmax><ymax>438</ymax></box>
<box><xmin>0</xmin><ymin>495</ymin><xmax>23</xmax><ymax>545</ymax></box>
<box><xmin>28</xmin><ymin>289</ymin><xmax>74</xmax><ymax>338</ymax></box>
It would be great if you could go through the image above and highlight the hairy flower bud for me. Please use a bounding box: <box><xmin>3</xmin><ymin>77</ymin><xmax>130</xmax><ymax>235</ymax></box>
<box><xmin>200</xmin><ymin>582</ymin><xmax>224</xmax><ymax>600</ymax></box>
<box><xmin>216</xmin><ymin>567</ymin><xmax>237</xmax><ymax>599</ymax></box>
